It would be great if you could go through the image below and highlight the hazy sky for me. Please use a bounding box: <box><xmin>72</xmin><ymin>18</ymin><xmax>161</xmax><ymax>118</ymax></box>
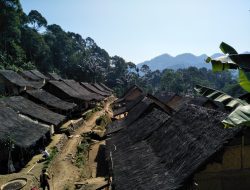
<box><xmin>21</xmin><ymin>0</ymin><xmax>250</xmax><ymax>64</ymax></box>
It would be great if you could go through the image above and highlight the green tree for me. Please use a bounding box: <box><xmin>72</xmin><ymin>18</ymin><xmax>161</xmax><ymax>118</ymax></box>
<box><xmin>28</xmin><ymin>10</ymin><xmax>47</xmax><ymax>30</ymax></box>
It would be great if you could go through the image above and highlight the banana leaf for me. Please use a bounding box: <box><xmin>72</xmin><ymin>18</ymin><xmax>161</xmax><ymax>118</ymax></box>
<box><xmin>223</xmin><ymin>105</ymin><xmax>250</xmax><ymax>127</ymax></box>
<box><xmin>219</xmin><ymin>42</ymin><xmax>238</xmax><ymax>55</ymax></box>
<box><xmin>195</xmin><ymin>85</ymin><xmax>250</xmax><ymax>128</ymax></box>
<box><xmin>239</xmin><ymin>69</ymin><xmax>250</xmax><ymax>92</ymax></box>
<box><xmin>206</xmin><ymin>42</ymin><xmax>250</xmax><ymax>72</ymax></box>
<box><xmin>194</xmin><ymin>85</ymin><xmax>248</xmax><ymax>109</ymax></box>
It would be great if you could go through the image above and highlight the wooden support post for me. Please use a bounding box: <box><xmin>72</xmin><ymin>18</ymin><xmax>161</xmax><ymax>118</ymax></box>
<box><xmin>241</xmin><ymin>135</ymin><xmax>245</xmax><ymax>169</ymax></box>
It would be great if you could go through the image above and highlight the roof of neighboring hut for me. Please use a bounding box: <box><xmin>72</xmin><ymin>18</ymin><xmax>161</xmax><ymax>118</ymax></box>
<box><xmin>63</xmin><ymin>80</ymin><xmax>103</xmax><ymax>101</ymax></box>
<box><xmin>156</xmin><ymin>92</ymin><xmax>176</xmax><ymax>104</ymax></box>
<box><xmin>47</xmin><ymin>72</ymin><xmax>62</xmax><ymax>80</ymax></box>
<box><xmin>114</xmin><ymin>85</ymin><xmax>144</xmax><ymax>104</ymax></box>
<box><xmin>106</xmin><ymin>96</ymin><xmax>173</xmax><ymax>135</ymax></box>
<box><xmin>45</xmin><ymin>80</ymin><xmax>91</xmax><ymax>101</ymax></box>
<box><xmin>0</xmin><ymin>96</ymin><xmax>66</xmax><ymax>126</ymax></box>
<box><xmin>19</xmin><ymin>70</ymin><xmax>41</xmax><ymax>81</ymax></box>
<box><xmin>99</xmin><ymin>82</ymin><xmax>113</xmax><ymax>92</ymax></box>
<box><xmin>166</xmin><ymin>94</ymin><xmax>192</xmax><ymax>111</ymax></box>
<box><xmin>0</xmin><ymin>106</ymin><xmax>50</xmax><ymax>148</ymax></box>
<box><xmin>113</xmin><ymin>95</ymin><xmax>145</xmax><ymax>117</ymax></box>
<box><xmin>25</xmin><ymin>89</ymin><xmax>77</xmax><ymax>111</ymax></box>
<box><xmin>0</xmin><ymin>70</ymin><xmax>32</xmax><ymax>87</ymax></box>
<box><xmin>92</xmin><ymin>83</ymin><xmax>112</xmax><ymax>95</ymax></box>
<box><xmin>30</xmin><ymin>70</ymin><xmax>49</xmax><ymax>80</ymax></box>
<box><xmin>107</xmin><ymin>104</ymin><xmax>241</xmax><ymax>190</ymax></box>
<box><xmin>188</xmin><ymin>96</ymin><xmax>225</xmax><ymax>111</ymax></box>
<box><xmin>81</xmin><ymin>82</ymin><xmax>110</xmax><ymax>97</ymax></box>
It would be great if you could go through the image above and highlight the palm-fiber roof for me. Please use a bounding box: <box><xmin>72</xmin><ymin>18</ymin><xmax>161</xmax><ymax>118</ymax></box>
<box><xmin>25</xmin><ymin>89</ymin><xmax>77</xmax><ymax>111</ymax></box>
<box><xmin>0</xmin><ymin>107</ymin><xmax>50</xmax><ymax>148</ymax></box>
<box><xmin>0</xmin><ymin>96</ymin><xmax>66</xmax><ymax>126</ymax></box>
<box><xmin>81</xmin><ymin>82</ymin><xmax>110</xmax><ymax>97</ymax></box>
<box><xmin>93</xmin><ymin>83</ymin><xmax>112</xmax><ymax>95</ymax></box>
<box><xmin>114</xmin><ymin>85</ymin><xmax>144</xmax><ymax>104</ymax></box>
<box><xmin>0</xmin><ymin>70</ymin><xmax>32</xmax><ymax>87</ymax></box>
<box><xmin>44</xmin><ymin>80</ymin><xmax>91</xmax><ymax>102</ymax></box>
<box><xmin>19</xmin><ymin>70</ymin><xmax>41</xmax><ymax>81</ymax></box>
<box><xmin>107</xmin><ymin>104</ymin><xmax>241</xmax><ymax>190</ymax></box>
<box><xmin>63</xmin><ymin>80</ymin><xmax>103</xmax><ymax>101</ymax></box>
<box><xmin>106</xmin><ymin>96</ymin><xmax>173</xmax><ymax>135</ymax></box>
<box><xmin>99</xmin><ymin>82</ymin><xmax>113</xmax><ymax>92</ymax></box>
<box><xmin>112</xmin><ymin>95</ymin><xmax>145</xmax><ymax>117</ymax></box>
<box><xmin>30</xmin><ymin>70</ymin><xmax>49</xmax><ymax>80</ymax></box>
<box><xmin>47</xmin><ymin>72</ymin><xmax>62</xmax><ymax>80</ymax></box>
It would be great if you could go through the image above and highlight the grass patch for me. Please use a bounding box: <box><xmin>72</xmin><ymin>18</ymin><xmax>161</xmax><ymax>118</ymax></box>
<box><xmin>95</xmin><ymin>114</ymin><xmax>111</xmax><ymax>131</ymax></box>
<box><xmin>75</xmin><ymin>135</ymin><xmax>91</xmax><ymax>168</ymax></box>
<box><xmin>82</xmin><ymin>105</ymin><xmax>103</xmax><ymax>120</ymax></box>
<box><xmin>43</xmin><ymin>147</ymin><xmax>58</xmax><ymax>169</ymax></box>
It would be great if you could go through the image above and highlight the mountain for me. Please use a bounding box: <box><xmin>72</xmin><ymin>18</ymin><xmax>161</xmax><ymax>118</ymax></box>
<box><xmin>137</xmin><ymin>53</ymin><xmax>223</xmax><ymax>71</ymax></box>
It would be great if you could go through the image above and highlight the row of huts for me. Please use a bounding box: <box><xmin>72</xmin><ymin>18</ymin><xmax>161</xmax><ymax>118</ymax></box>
<box><xmin>106</xmin><ymin>85</ymin><xmax>250</xmax><ymax>190</ymax></box>
<box><xmin>0</xmin><ymin>69</ymin><xmax>113</xmax><ymax>174</ymax></box>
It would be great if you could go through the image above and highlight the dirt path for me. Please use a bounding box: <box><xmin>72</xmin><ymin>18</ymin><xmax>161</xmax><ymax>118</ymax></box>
<box><xmin>49</xmin><ymin>100</ymin><xmax>112</xmax><ymax>190</ymax></box>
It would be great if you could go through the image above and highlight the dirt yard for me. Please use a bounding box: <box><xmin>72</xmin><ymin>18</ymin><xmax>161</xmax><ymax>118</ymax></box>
<box><xmin>0</xmin><ymin>97</ymin><xmax>114</xmax><ymax>190</ymax></box>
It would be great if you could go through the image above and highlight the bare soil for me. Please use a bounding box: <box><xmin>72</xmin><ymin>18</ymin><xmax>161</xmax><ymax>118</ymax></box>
<box><xmin>0</xmin><ymin>97</ymin><xmax>114</xmax><ymax>190</ymax></box>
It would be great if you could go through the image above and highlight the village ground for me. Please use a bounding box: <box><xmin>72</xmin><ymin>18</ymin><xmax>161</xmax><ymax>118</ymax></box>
<box><xmin>0</xmin><ymin>97</ymin><xmax>115</xmax><ymax>190</ymax></box>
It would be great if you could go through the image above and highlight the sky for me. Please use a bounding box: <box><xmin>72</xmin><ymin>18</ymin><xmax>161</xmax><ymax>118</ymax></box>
<box><xmin>20</xmin><ymin>0</ymin><xmax>250</xmax><ymax>64</ymax></box>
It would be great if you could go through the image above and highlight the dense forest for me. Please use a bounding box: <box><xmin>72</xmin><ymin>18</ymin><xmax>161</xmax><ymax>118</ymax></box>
<box><xmin>0</xmin><ymin>0</ymin><xmax>244</xmax><ymax>96</ymax></box>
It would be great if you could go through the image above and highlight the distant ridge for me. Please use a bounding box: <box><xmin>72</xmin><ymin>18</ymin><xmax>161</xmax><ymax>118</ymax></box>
<box><xmin>137</xmin><ymin>53</ymin><xmax>223</xmax><ymax>71</ymax></box>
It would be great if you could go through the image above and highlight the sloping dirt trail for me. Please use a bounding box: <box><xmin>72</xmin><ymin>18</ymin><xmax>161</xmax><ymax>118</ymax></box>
<box><xmin>49</xmin><ymin>100</ymin><xmax>113</xmax><ymax>190</ymax></box>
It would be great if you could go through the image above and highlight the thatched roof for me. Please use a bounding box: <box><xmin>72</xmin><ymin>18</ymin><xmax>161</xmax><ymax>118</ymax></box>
<box><xmin>99</xmin><ymin>82</ymin><xmax>113</xmax><ymax>92</ymax></box>
<box><xmin>93</xmin><ymin>83</ymin><xmax>112</xmax><ymax>95</ymax></box>
<box><xmin>113</xmin><ymin>95</ymin><xmax>145</xmax><ymax>117</ymax></box>
<box><xmin>156</xmin><ymin>92</ymin><xmax>176</xmax><ymax>104</ymax></box>
<box><xmin>166</xmin><ymin>94</ymin><xmax>192</xmax><ymax>111</ymax></box>
<box><xmin>63</xmin><ymin>80</ymin><xmax>103</xmax><ymax>101</ymax></box>
<box><xmin>44</xmin><ymin>80</ymin><xmax>91</xmax><ymax>102</ymax></box>
<box><xmin>0</xmin><ymin>70</ymin><xmax>32</xmax><ymax>87</ymax></box>
<box><xmin>107</xmin><ymin>104</ymin><xmax>241</xmax><ymax>190</ymax></box>
<box><xmin>81</xmin><ymin>82</ymin><xmax>110</xmax><ymax>97</ymax></box>
<box><xmin>114</xmin><ymin>85</ymin><xmax>144</xmax><ymax>104</ymax></box>
<box><xmin>106</xmin><ymin>96</ymin><xmax>173</xmax><ymax>135</ymax></box>
<box><xmin>0</xmin><ymin>107</ymin><xmax>50</xmax><ymax>148</ymax></box>
<box><xmin>0</xmin><ymin>96</ymin><xmax>66</xmax><ymax>126</ymax></box>
<box><xmin>30</xmin><ymin>70</ymin><xmax>49</xmax><ymax>80</ymax></box>
<box><xmin>25</xmin><ymin>89</ymin><xmax>77</xmax><ymax>111</ymax></box>
<box><xmin>19</xmin><ymin>70</ymin><xmax>41</xmax><ymax>81</ymax></box>
<box><xmin>188</xmin><ymin>96</ymin><xmax>225</xmax><ymax>111</ymax></box>
<box><xmin>47</xmin><ymin>72</ymin><xmax>62</xmax><ymax>80</ymax></box>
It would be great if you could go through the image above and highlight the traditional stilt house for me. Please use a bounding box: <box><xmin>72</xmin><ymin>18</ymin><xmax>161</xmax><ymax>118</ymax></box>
<box><xmin>0</xmin><ymin>70</ymin><xmax>34</xmax><ymax>95</ymax></box>
<box><xmin>29</xmin><ymin>69</ymin><xmax>49</xmax><ymax>81</ymax></box>
<box><xmin>106</xmin><ymin>95</ymin><xmax>173</xmax><ymax>135</ymax></box>
<box><xmin>81</xmin><ymin>82</ymin><xmax>110</xmax><ymax>97</ymax></box>
<box><xmin>47</xmin><ymin>72</ymin><xmax>62</xmax><ymax>80</ymax></box>
<box><xmin>63</xmin><ymin>80</ymin><xmax>104</xmax><ymax>101</ymax></box>
<box><xmin>92</xmin><ymin>83</ymin><xmax>112</xmax><ymax>96</ymax></box>
<box><xmin>19</xmin><ymin>70</ymin><xmax>41</xmax><ymax>81</ymax></box>
<box><xmin>43</xmin><ymin>80</ymin><xmax>96</xmax><ymax>114</ymax></box>
<box><xmin>112</xmin><ymin>95</ymin><xmax>145</xmax><ymax>118</ymax></box>
<box><xmin>23</xmin><ymin>89</ymin><xmax>77</xmax><ymax>116</ymax></box>
<box><xmin>106</xmin><ymin>104</ymin><xmax>244</xmax><ymax>190</ymax></box>
<box><xmin>19</xmin><ymin>70</ymin><xmax>47</xmax><ymax>89</ymax></box>
<box><xmin>113</xmin><ymin>85</ymin><xmax>144</xmax><ymax>107</ymax></box>
<box><xmin>99</xmin><ymin>82</ymin><xmax>114</xmax><ymax>93</ymax></box>
<box><xmin>0</xmin><ymin>96</ymin><xmax>66</xmax><ymax>132</ymax></box>
<box><xmin>0</xmin><ymin>106</ymin><xmax>51</xmax><ymax>174</ymax></box>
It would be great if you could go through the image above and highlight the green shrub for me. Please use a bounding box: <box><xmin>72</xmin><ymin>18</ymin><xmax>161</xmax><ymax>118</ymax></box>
<box><xmin>43</xmin><ymin>147</ymin><xmax>58</xmax><ymax>169</ymax></box>
<box><xmin>75</xmin><ymin>138</ymin><xmax>90</xmax><ymax>167</ymax></box>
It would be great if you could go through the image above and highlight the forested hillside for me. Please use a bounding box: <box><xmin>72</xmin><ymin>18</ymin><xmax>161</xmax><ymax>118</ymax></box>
<box><xmin>0</xmin><ymin>0</ymin><xmax>244</xmax><ymax>97</ymax></box>
<box><xmin>0</xmin><ymin>0</ymin><xmax>136</xmax><ymax>88</ymax></box>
